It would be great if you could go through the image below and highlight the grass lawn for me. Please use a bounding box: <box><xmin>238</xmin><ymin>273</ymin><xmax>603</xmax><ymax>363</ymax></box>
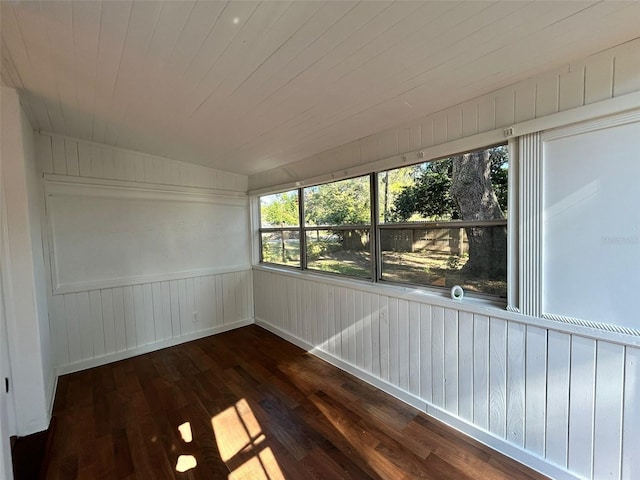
<box><xmin>263</xmin><ymin>239</ymin><xmax>506</xmax><ymax>298</ymax></box>
<box><xmin>381</xmin><ymin>251</ymin><xmax>506</xmax><ymax>297</ymax></box>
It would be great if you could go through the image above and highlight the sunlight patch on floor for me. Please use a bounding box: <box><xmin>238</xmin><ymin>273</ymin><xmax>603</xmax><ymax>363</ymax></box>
<box><xmin>178</xmin><ymin>421</ymin><xmax>193</xmax><ymax>443</ymax></box>
<box><xmin>212</xmin><ymin>399</ymin><xmax>262</xmax><ymax>462</ymax></box>
<box><xmin>228</xmin><ymin>447</ymin><xmax>285</xmax><ymax>480</ymax></box>
<box><xmin>211</xmin><ymin>399</ymin><xmax>286</xmax><ymax>479</ymax></box>
<box><xmin>175</xmin><ymin>422</ymin><xmax>196</xmax><ymax>472</ymax></box>
<box><xmin>176</xmin><ymin>454</ymin><xmax>197</xmax><ymax>472</ymax></box>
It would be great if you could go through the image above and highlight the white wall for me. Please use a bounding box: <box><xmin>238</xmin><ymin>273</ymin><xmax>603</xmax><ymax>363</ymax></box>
<box><xmin>0</xmin><ymin>279</ymin><xmax>14</xmax><ymax>480</ymax></box>
<box><xmin>0</xmin><ymin>96</ymin><xmax>17</xmax><ymax>480</ymax></box>
<box><xmin>250</xmin><ymin>38</ymin><xmax>640</xmax><ymax>480</ymax></box>
<box><xmin>0</xmin><ymin>87</ymin><xmax>51</xmax><ymax>435</ymax></box>
<box><xmin>35</xmin><ymin>132</ymin><xmax>254</xmax><ymax>375</ymax></box>
<box><xmin>254</xmin><ymin>269</ymin><xmax>639</xmax><ymax>480</ymax></box>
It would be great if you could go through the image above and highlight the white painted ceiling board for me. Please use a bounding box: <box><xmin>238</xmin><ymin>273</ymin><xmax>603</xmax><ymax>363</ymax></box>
<box><xmin>5</xmin><ymin>2</ymin><xmax>60</xmax><ymax>131</ymax></box>
<box><xmin>225</xmin><ymin>1</ymin><xmax>450</xmax><ymax>139</ymax></box>
<box><xmin>226</xmin><ymin>1</ymin><xmax>576</xmax><ymax>161</ymax></box>
<box><xmin>120</xmin><ymin>1</ymin><xmax>261</xmax><ymax>157</ymax></box>
<box><xmin>186</xmin><ymin>2</ymin><xmax>349</xmax><ymax>132</ymax></box>
<box><xmin>224</xmin><ymin>1</ymin><xmax>635</xmax><ymax>168</ymax></box>
<box><xmin>102</xmin><ymin>0</ymin><xmax>164</xmax><ymax>146</ymax></box>
<box><xmin>174</xmin><ymin>2</ymin><xmax>307</xmax><ymax>139</ymax></box>
<box><xmin>158</xmin><ymin>1</ymin><xmax>570</xmax><ymax>168</ymax></box>
<box><xmin>2</xmin><ymin>0</ymin><xmax>640</xmax><ymax>176</ymax></box>
<box><xmin>201</xmin><ymin>1</ymin><xmax>344</xmax><ymax>128</ymax></box>
<box><xmin>92</xmin><ymin>0</ymin><xmax>133</xmax><ymax>145</ymax></box>
<box><xmin>71</xmin><ymin>1</ymin><xmax>101</xmax><ymax>141</ymax></box>
<box><xmin>40</xmin><ymin>1</ymin><xmax>79</xmax><ymax>136</ymax></box>
<box><xmin>112</xmin><ymin>1</ymin><xmax>197</xmax><ymax>146</ymax></box>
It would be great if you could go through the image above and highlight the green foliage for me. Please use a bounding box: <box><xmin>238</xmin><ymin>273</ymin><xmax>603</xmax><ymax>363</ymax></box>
<box><xmin>390</xmin><ymin>146</ymin><xmax>508</xmax><ymax>222</ymax></box>
<box><xmin>261</xmin><ymin>191</ymin><xmax>299</xmax><ymax>227</ymax></box>
<box><xmin>305</xmin><ymin>176</ymin><xmax>370</xmax><ymax>226</ymax></box>
<box><xmin>306</xmin><ymin>239</ymin><xmax>338</xmax><ymax>260</ymax></box>
<box><xmin>379</xmin><ymin>165</ymin><xmax>422</xmax><ymax>222</ymax></box>
<box><xmin>391</xmin><ymin>158</ymin><xmax>456</xmax><ymax>222</ymax></box>
<box><xmin>489</xmin><ymin>146</ymin><xmax>508</xmax><ymax>213</ymax></box>
<box><xmin>447</xmin><ymin>255</ymin><xmax>460</xmax><ymax>270</ymax></box>
<box><xmin>260</xmin><ymin>233</ymin><xmax>300</xmax><ymax>266</ymax></box>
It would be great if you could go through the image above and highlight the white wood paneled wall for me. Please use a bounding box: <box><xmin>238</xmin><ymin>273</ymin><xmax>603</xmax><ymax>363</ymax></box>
<box><xmin>51</xmin><ymin>271</ymin><xmax>252</xmax><ymax>374</ymax></box>
<box><xmin>35</xmin><ymin>132</ymin><xmax>253</xmax><ymax>374</ymax></box>
<box><xmin>253</xmin><ymin>269</ymin><xmax>640</xmax><ymax>480</ymax></box>
<box><xmin>250</xmin><ymin>37</ymin><xmax>640</xmax><ymax>191</ymax></box>
<box><xmin>36</xmin><ymin>132</ymin><xmax>247</xmax><ymax>192</ymax></box>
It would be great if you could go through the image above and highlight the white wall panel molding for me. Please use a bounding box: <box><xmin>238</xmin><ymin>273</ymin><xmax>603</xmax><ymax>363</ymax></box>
<box><xmin>253</xmin><ymin>269</ymin><xmax>638</xmax><ymax>479</ymax></box>
<box><xmin>540</xmin><ymin>107</ymin><xmax>640</xmax><ymax>142</ymax></box>
<box><xmin>44</xmin><ymin>175</ymin><xmax>250</xmax><ymax>295</ymax></box>
<box><xmin>44</xmin><ymin>173</ymin><xmax>247</xmax><ymax>202</ymax></box>
<box><xmin>50</xmin><ymin>266</ymin><xmax>252</xmax><ymax>296</ymax></box>
<box><xmin>542</xmin><ymin>313</ymin><xmax>640</xmax><ymax>338</ymax></box>
<box><xmin>514</xmin><ymin>91</ymin><xmax>640</xmax><ymax>141</ymax></box>
<box><xmin>541</xmin><ymin>113</ymin><xmax>640</xmax><ymax>335</ymax></box>
<box><xmin>36</xmin><ymin>132</ymin><xmax>248</xmax><ymax>192</ymax></box>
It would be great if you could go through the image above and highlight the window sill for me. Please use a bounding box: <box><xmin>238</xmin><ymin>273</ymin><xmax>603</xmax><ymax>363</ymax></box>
<box><xmin>252</xmin><ymin>262</ymin><xmax>506</xmax><ymax>312</ymax></box>
<box><xmin>252</xmin><ymin>263</ymin><xmax>640</xmax><ymax>348</ymax></box>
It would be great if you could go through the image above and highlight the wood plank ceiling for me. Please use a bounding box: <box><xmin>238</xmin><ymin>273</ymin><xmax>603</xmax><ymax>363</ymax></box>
<box><xmin>2</xmin><ymin>1</ymin><xmax>640</xmax><ymax>176</ymax></box>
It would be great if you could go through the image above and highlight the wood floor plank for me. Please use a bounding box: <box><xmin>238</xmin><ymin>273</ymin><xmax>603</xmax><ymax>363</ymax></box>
<box><xmin>46</xmin><ymin>325</ymin><xmax>548</xmax><ymax>479</ymax></box>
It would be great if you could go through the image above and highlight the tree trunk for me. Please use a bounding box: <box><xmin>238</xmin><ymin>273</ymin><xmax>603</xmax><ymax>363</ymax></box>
<box><xmin>450</xmin><ymin>151</ymin><xmax>506</xmax><ymax>278</ymax></box>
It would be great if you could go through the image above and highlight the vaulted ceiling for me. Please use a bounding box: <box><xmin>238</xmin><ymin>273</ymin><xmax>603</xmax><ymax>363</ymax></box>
<box><xmin>2</xmin><ymin>1</ymin><xmax>640</xmax><ymax>176</ymax></box>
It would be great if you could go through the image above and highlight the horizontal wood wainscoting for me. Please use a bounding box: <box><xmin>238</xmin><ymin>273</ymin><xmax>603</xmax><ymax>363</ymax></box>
<box><xmin>47</xmin><ymin>325</ymin><xmax>546</xmax><ymax>480</ymax></box>
<box><xmin>253</xmin><ymin>269</ymin><xmax>640</xmax><ymax>480</ymax></box>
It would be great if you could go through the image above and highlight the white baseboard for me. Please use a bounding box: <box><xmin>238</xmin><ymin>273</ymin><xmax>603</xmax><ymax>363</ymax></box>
<box><xmin>56</xmin><ymin>318</ymin><xmax>254</xmax><ymax>376</ymax></box>
<box><xmin>255</xmin><ymin>318</ymin><xmax>581</xmax><ymax>480</ymax></box>
<box><xmin>47</xmin><ymin>372</ymin><xmax>58</xmax><ymax>417</ymax></box>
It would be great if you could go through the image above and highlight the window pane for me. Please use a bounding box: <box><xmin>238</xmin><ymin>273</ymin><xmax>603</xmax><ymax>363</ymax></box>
<box><xmin>306</xmin><ymin>229</ymin><xmax>371</xmax><ymax>278</ymax></box>
<box><xmin>380</xmin><ymin>226</ymin><xmax>507</xmax><ymax>297</ymax></box>
<box><xmin>304</xmin><ymin>176</ymin><xmax>371</xmax><ymax>226</ymax></box>
<box><xmin>260</xmin><ymin>191</ymin><xmax>299</xmax><ymax>228</ymax></box>
<box><xmin>379</xmin><ymin>145</ymin><xmax>508</xmax><ymax>223</ymax></box>
<box><xmin>261</xmin><ymin>231</ymin><xmax>300</xmax><ymax>267</ymax></box>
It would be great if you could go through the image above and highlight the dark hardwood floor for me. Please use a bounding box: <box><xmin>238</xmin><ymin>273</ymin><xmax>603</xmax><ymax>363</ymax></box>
<box><xmin>46</xmin><ymin>325</ymin><xmax>548</xmax><ymax>479</ymax></box>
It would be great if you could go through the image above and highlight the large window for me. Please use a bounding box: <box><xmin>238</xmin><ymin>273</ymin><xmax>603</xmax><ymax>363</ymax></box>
<box><xmin>378</xmin><ymin>145</ymin><xmax>508</xmax><ymax>297</ymax></box>
<box><xmin>304</xmin><ymin>176</ymin><xmax>372</xmax><ymax>279</ymax></box>
<box><xmin>259</xmin><ymin>190</ymin><xmax>300</xmax><ymax>267</ymax></box>
<box><xmin>258</xmin><ymin>144</ymin><xmax>508</xmax><ymax>298</ymax></box>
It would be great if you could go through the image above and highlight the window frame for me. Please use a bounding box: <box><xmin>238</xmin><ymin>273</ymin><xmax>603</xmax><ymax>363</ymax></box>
<box><xmin>301</xmin><ymin>173</ymin><xmax>375</xmax><ymax>280</ymax></box>
<box><xmin>374</xmin><ymin>145</ymin><xmax>509</xmax><ymax>298</ymax></box>
<box><xmin>258</xmin><ymin>189</ymin><xmax>303</xmax><ymax>269</ymax></box>
<box><xmin>257</xmin><ymin>142</ymin><xmax>510</xmax><ymax>300</ymax></box>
